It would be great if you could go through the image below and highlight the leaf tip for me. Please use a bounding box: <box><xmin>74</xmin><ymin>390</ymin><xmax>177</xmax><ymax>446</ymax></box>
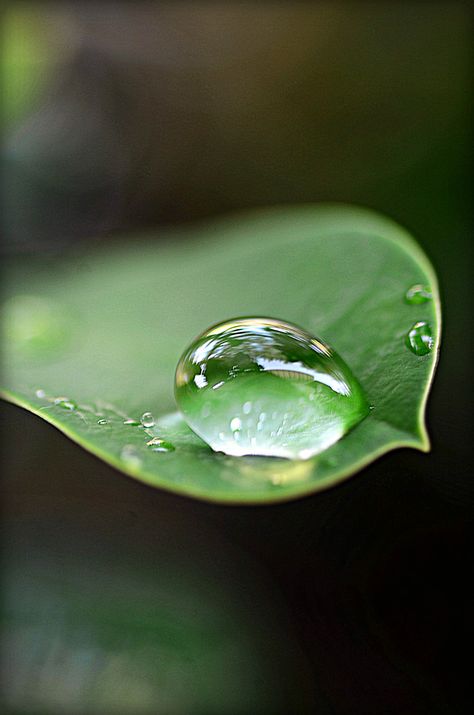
<box><xmin>415</xmin><ymin>423</ymin><xmax>431</xmax><ymax>453</ymax></box>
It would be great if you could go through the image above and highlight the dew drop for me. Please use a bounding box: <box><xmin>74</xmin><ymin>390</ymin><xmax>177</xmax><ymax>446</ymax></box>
<box><xmin>97</xmin><ymin>418</ymin><xmax>108</xmax><ymax>425</ymax></box>
<box><xmin>123</xmin><ymin>418</ymin><xmax>140</xmax><ymax>426</ymax></box>
<box><xmin>175</xmin><ymin>317</ymin><xmax>369</xmax><ymax>459</ymax></box>
<box><xmin>54</xmin><ymin>397</ymin><xmax>76</xmax><ymax>411</ymax></box>
<box><xmin>146</xmin><ymin>436</ymin><xmax>175</xmax><ymax>452</ymax></box>
<box><xmin>406</xmin><ymin>321</ymin><xmax>434</xmax><ymax>356</ymax></box>
<box><xmin>35</xmin><ymin>388</ymin><xmax>47</xmax><ymax>399</ymax></box>
<box><xmin>405</xmin><ymin>284</ymin><xmax>432</xmax><ymax>304</ymax></box>
<box><xmin>120</xmin><ymin>444</ymin><xmax>142</xmax><ymax>470</ymax></box>
<box><xmin>140</xmin><ymin>412</ymin><xmax>155</xmax><ymax>428</ymax></box>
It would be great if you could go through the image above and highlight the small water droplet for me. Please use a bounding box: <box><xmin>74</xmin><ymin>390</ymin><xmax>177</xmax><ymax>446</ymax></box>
<box><xmin>140</xmin><ymin>412</ymin><xmax>155</xmax><ymax>428</ymax></box>
<box><xmin>123</xmin><ymin>418</ymin><xmax>140</xmax><ymax>426</ymax></box>
<box><xmin>406</xmin><ymin>321</ymin><xmax>433</xmax><ymax>356</ymax></box>
<box><xmin>120</xmin><ymin>444</ymin><xmax>142</xmax><ymax>469</ymax></box>
<box><xmin>54</xmin><ymin>397</ymin><xmax>76</xmax><ymax>411</ymax></box>
<box><xmin>97</xmin><ymin>418</ymin><xmax>108</xmax><ymax>425</ymax></box>
<box><xmin>175</xmin><ymin>317</ymin><xmax>368</xmax><ymax>459</ymax></box>
<box><xmin>35</xmin><ymin>388</ymin><xmax>47</xmax><ymax>399</ymax></box>
<box><xmin>146</xmin><ymin>436</ymin><xmax>175</xmax><ymax>452</ymax></box>
<box><xmin>405</xmin><ymin>284</ymin><xmax>432</xmax><ymax>304</ymax></box>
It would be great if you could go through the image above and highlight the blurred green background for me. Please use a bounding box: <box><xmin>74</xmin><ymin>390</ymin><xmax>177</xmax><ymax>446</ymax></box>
<box><xmin>2</xmin><ymin>3</ymin><xmax>472</xmax><ymax>713</ymax></box>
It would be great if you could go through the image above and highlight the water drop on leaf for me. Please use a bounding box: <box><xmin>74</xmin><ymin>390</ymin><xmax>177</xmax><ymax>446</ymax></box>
<box><xmin>146</xmin><ymin>436</ymin><xmax>175</xmax><ymax>452</ymax></box>
<box><xmin>405</xmin><ymin>284</ymin><xmax>432</xmax><ymax>304</ymax></box>
<box><xmin>140</xmin><ymin>412</ymin><xmax>154</xmax><ymax>428</ymax></box>
<box><xmin>406</xmin><ymin>321</ymin><xmax>433</xmax><ymax>356</ymax></box>
<box><xmin>175</xmin><ymin>317</ymin><xmax>369</xmax><ymax>460</ymax></box>
<box><xmin>54</xmin><ymin>397</ymin><xmax>76</xmax><ymax>411</ymax></box>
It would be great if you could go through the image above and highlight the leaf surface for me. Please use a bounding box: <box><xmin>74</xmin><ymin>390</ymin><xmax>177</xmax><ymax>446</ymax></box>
<box><xmin>1</xmin><ymin>205</ymin><xmax>441</xmax><ymax>503</ymax></box>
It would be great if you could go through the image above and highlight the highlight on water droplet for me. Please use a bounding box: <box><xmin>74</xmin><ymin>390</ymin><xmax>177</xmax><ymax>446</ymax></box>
<box><xmin>146</xmin><ymin>436</ymin><xmax>175</xmax><ymax>452</ymax></box>
<box><xmin>2</xmin><ymin>294</ymin><xmax>70</xmax><ymax>356</ymax></box>
<box><xmin>123</xmin><ymin>418</ymin><xmax>140</xmax><ymax>426</ymax></box>
<box><xmin>175</xmin><ymin>317</ymin><xmax>369</xmax><ymax>460</ymax></box>
<box><xmin>406</xmin><ymin>321</ymin><xmax>434</xmax><ymax>356</ymax></box>
<box><xmin>230</xmin><ymin>417</ymin><xmax>242</xmax><ymax>432</ymax></box>
<box><xmin>140</xmin><ymin>412</ymin><xmax>155</xmax><ymax>428</ymax></box>
<box><xmin>120</xmin><ymin>444</ymin><xmax>142</xmax><ymax>470</ymax></box>
<box><xmin>405</xmin><ymin>284</ymin><xmax>432</xmax><ymax>304</ymax></box>
<box><xmin>35</xmin><ymin>388</ymin><xmax>47</xmax><ymax>399</ymax></box>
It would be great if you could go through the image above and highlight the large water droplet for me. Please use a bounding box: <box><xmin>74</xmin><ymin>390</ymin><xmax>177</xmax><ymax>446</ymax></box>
<box><xmin>175</xmin><ymin>317</ymin><xmax>369</xmax><ymax>459</ymax></box>
<box><xmin>405</xmin><ymin>284</ymin><xmax>432</xmax><ymax>304</ymax></box>
<box><xmin>123</xmin><ymin>418</ymin><xmax>140</xmax><ymax>426</ymax></box>
<box><xmin>406</xmin><ymin>321</ymin><xmax>433</xmax><ymax>356</ymax></box>
<box><xmin>140</xmin><ymin>412</ymin><xmax>155</xmax><ymax>428</ymax></box>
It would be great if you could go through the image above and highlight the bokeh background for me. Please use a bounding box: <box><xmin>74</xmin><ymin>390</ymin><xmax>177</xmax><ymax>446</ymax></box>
<box><xmin>2</xmin><ymin>3</ymin><xmax>472</xmax><ymax>714</ymax></box>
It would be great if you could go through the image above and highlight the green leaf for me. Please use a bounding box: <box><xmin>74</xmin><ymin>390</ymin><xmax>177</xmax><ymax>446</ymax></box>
<box><xmin>1</xmin><ymin>205</ymin><xmax>441</xmax><ymax>503</ymax></box>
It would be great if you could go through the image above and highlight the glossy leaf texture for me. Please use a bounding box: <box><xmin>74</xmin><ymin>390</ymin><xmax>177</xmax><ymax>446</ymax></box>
<box><xmin>1</xmin><ymin>205</ymin><xmax>441</xmax><ymax>503</ymax></box>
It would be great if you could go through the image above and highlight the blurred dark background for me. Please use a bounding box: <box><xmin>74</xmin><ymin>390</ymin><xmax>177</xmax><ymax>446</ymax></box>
<box><xmin>2</xmin><ymin>2</ymin><xmax>472</xmax><ymax>714</ymax></box>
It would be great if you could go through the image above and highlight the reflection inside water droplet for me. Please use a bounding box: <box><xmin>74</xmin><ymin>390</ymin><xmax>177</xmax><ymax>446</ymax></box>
<box><xmin>175</xmin><ymin>317</ymin><xmax>369</xmax><ymax>460</ymax></box>
<box><xmin>220</xmin><ymin>453</ymin><xmax>314</xmax><ymax>488</ymax></box>
<box><xmin>230</xmin><ymin>417</ymin><xmax>242</xmax><ymax>432</ymax></box>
